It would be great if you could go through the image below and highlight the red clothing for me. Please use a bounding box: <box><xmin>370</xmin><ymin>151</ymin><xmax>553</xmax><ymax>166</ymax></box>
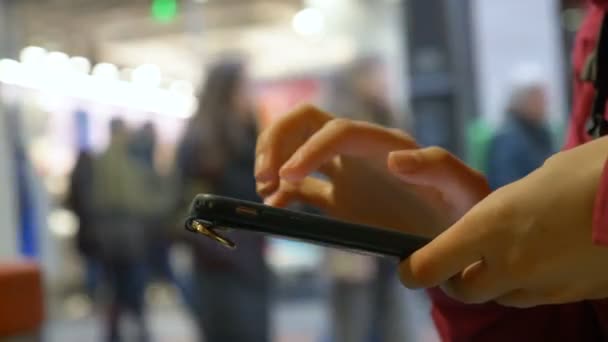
<box><xmin>568</xmin><ymin>1</ymin><xmax>608</xmax><ymax>245</ymax></box>
<box><xmin>429</xmin><ymin>2</ymin><xmax>608</xmax><ymax>341</ymax></box>
<box><xmin>565</xmin><ymin>1</ymin><xmax>607</xmax><ymax>148</ymax></box>
<box><xmin>568</xmin><ymin>0</ymin><xmax>608</xmax><ymax>246</ymax></box>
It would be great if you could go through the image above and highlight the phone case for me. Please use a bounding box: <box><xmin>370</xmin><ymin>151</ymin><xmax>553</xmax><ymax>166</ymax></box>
<box><xmin>185</xmin><ymin>194</ymin><xmax>431</xmax><ymax>260</ymax></box>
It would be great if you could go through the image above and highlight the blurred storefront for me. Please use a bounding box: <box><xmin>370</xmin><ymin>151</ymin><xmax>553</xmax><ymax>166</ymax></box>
<box><xmin>0</xmin><ymin>0</ymin><xmax>412</xmax><ymax>291</ymax></box>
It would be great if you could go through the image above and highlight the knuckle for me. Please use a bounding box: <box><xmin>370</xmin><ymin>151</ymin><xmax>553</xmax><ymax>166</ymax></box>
<box><xmin>389</xmin><ymin>128</ymin><xmax>415</xmax><ymax>143</ymax></box>
<box><xmin>294</xmin><ymin>103</ymin><xmax>319</xmax><ymax>116</ymax></box>
<box><xmin>470</xmin><ymin>169</ymin><xmax>491</xmax><ymax>190</ymax></box>
<box><xmin>388</xmin><ymin>127</ymin><xmax>405</xmax><ymax>135</ymax></box>
<box><xmin>282</xmin><ymin>104</ymin><xmax>325</xmax><ymax>128</ymax></box>
<box><xmin>426</xmin><ymin>146</ymin><xmax>452</xmax><ymax>163</ymax></box>
<box><xmin>261</xmin><ymin>104</ymin><xmax>328</xmax><ymax>147</ymax></box>
<box><xmin>293</xmin><ymin>104</ymin><xmax>331</xmax><ymax>121</ymax></box>
<box><xmin>472</xmin><ymin>169</ymin><xmax>488</xmax><ymax>184</ymax></box>
<box><xmin>350</xmin><ymin>119</ymin><xmax>382</xmax><ymax>134</ymax></box>
<box><xmin>325</xmin><ymin>118</ymin><xmax>353</xmax><ymax>134</ymax></box>
<box><xmin>256</xmin><ymin>181</ymin><xmax>276</xmax><ymax>197</ymax></box>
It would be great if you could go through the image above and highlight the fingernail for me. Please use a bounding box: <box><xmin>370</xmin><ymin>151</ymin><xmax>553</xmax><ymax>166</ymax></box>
<box><xmin>279</xmin><ymin>155</ymin><xmax>302</xmax><ymax>181</ymax></box>
<box><xmin>279</xmin><ymin>166</ymin><xmax>303</xmax><ymax>182</ymax></box>
<box><xmin>461</xmin><ymin>260</ymin><xmax>485</xmax><ymax>281</ymax></box>
<box><xmin>256</xmin><ymin>181</ymin><xmax>275</xmax><ymax>196</ymax></box>
<box><xmin>255</xmin><ymin>154</ymin><xmax>271</xmax><ymax>181</ymax></box>
<box><xmin>392</xmin><ymin>152</ymin><xmax>421</xmax><ymax>173</ymax></box>
<box><xmin>264</xmin><ymin>193</ymin><xmax>279</xmax><ymax>206</ymax></box>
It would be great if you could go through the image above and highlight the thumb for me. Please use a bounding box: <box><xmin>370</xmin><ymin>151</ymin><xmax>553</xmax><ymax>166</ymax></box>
<box><xmin>388</xmin><ymin>147</ymin><xmax>489</xmax><ymax>212</ymax></box>
<box><xmin>399</xmin><ymin>208</ymin><xmax>487</xmax><ymax>289</ymax></box>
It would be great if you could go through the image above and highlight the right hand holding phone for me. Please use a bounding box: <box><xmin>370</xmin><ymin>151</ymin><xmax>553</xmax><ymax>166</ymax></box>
<box><xmin>255</xmin><ymin>105</ymin><xmax>490</xmax><ymax>238</ymax></box>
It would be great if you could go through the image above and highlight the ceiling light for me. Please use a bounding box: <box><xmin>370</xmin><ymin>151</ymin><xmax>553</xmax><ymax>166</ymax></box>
<box><xmin>292</xmin><ymin>8</ymin><xmax>325</xmax><ymax>36</ymax></box>
<box><xmin>132</xmin><ymin>63</ymin><xmax>162</xmax><ymax>88</ymax></box>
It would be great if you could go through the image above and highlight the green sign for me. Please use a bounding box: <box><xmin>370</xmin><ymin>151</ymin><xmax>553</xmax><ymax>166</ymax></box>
<box><xmin>152</xmin><ymin>0</ymin><xmax>178</xmax><ymax>23</ymax></box>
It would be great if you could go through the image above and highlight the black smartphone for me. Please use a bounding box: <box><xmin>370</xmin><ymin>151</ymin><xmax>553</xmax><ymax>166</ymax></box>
<box><xmin>185</xmin><ymin>194</ymin><xmax>431</xmax><ymax>260</ymax></box>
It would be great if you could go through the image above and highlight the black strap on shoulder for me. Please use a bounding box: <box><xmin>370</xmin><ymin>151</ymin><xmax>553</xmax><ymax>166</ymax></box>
<box><xmin>588</xmin><ymin>13</ymin><xmax>608</xmax><ymax>138</ymax></box>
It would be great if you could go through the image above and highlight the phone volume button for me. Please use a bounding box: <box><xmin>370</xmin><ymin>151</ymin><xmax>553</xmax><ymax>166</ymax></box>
<box><xmin>236</xmin><ymin>206</ymin><xmax>258</xmax><ymax>217</ymax></box>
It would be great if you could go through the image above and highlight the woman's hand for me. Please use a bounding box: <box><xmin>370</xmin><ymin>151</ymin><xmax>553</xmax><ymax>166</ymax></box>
<box><xmin>400</xmin><ymin>136</ymin><xmax>608</xmax><ymax>307</ymax></box>
<box><xmin>255</xmin><ymin>105</ymin><xmax>489</xmax><ymax>237</ymax></box>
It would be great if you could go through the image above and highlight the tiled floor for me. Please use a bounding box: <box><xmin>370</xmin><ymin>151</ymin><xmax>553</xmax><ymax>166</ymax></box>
<box><xmin>45</xmin><ymin>288</ymin><xmax>438</xmax><ymax>342</ymax></box>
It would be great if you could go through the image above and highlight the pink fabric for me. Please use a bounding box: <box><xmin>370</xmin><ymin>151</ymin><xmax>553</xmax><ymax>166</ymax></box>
<box><xmin>564</xmin><ymin>2</ymin><xmax>603</xmax><ymax>150</ymax></box>
<box><xmin>563</xmin><ymin>1</ymin><xmax>608</xmax><ymax>246</ymax></box>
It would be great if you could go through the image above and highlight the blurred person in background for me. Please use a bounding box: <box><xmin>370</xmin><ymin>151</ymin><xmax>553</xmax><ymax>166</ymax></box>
<box><xmin>328</xmin><ymin>57</ymin><xmax>405</xmax><ymax>342</ymax></box>
<box><xmin>176</xmin><ymin>60</ymin><xmax>270</xmax><ymax>342</ymax></box>
<box><xmin>487</xmin><ymin>65</ymin><xmax>555</xmax><ymax>189</ymax></box>
<box><xmin>91</xmin><ymin>118</ymin><xmax>151</xmax><ymax>342</ymax></box>
<box><xmin>67</xmin><ymin>149</ymin><xmax>100</xmax><ymax>301</ymax></box>
<box><xmin>325</xmin><ymin>249</ymin><xmax>375</xmax><ymax>342</ymax></box>
<box><xmin>329</xmin><ymin>56</ymin><xmax>394</xmax><ymax>127</ymax></box>
<box><xmin>128</xmin><ymin>122</ymin><xmax>196</xmax><ymax>313</ymax></box>
<box><xmin>129</xmin><ymin>122</ymin><xmax>156</xmax><ymax>168</ymax></box>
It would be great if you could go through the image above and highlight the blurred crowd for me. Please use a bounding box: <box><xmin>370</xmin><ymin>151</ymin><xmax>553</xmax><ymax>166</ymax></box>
<box><xmin>65</xmin><ymin>59</ymin><xmax>266</xmax><ymax>342</ymax></box>
<box><xmin>62</xmin><ymin>55</ymin><xmax>422</xmax><ymax>342</ymax></box>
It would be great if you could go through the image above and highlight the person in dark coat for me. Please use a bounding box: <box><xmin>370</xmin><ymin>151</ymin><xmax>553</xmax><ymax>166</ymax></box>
<box><xmin>176</xmin><ymin>60</ymin><xmax>270</xmax><ymax>342</ymax></box>
<box><xmin>129</xmin><ymin>122</ymin><xmax>197</xmax><ymax>315</ymax></box>
<box><xmin>91</xmin><ymin>119</ymin><xmax>151</xmax><ymax>342</ymax></box>
<box><xmin>67</xmin><ymin>150</ymin><xmax>100</xmax><ymax>299</ymax></box>
<box><xmin>487</xmin><ymin>66</ymin><xmax>555</xmax><ymax>189</ymax></box>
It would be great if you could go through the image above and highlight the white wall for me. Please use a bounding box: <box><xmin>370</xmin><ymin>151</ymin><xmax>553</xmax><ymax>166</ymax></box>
<box><xmin>471</xmin><ymin>0</ymin><xmax>566</xmax><ymax>126</ymax></box>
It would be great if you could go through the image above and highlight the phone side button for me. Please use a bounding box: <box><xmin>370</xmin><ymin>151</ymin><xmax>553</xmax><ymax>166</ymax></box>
<box><xmin>236</xmin><ymin>206</ymin><xmax>258</xmax><ymax>217</ymax></box>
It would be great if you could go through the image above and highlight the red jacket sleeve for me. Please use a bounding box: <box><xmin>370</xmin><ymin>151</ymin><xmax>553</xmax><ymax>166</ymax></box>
<box><xmin>563</xmin><ymin>2</ymin><xmax>608</xmax><ymax>246</ymax></box>
<box><xmin>592</xmin><ymin>0</ymin><xmax>608</xmax><ymax>9</ymax></box>
<box><xmin>427</xmin><ymin>289</ymin><xmax>603</xmax><ymax>341</ymax></box>
<box><xmin>564</xmin><ymin>3</ymin><xmax>604</xmax><ymax>149</ymax></box>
